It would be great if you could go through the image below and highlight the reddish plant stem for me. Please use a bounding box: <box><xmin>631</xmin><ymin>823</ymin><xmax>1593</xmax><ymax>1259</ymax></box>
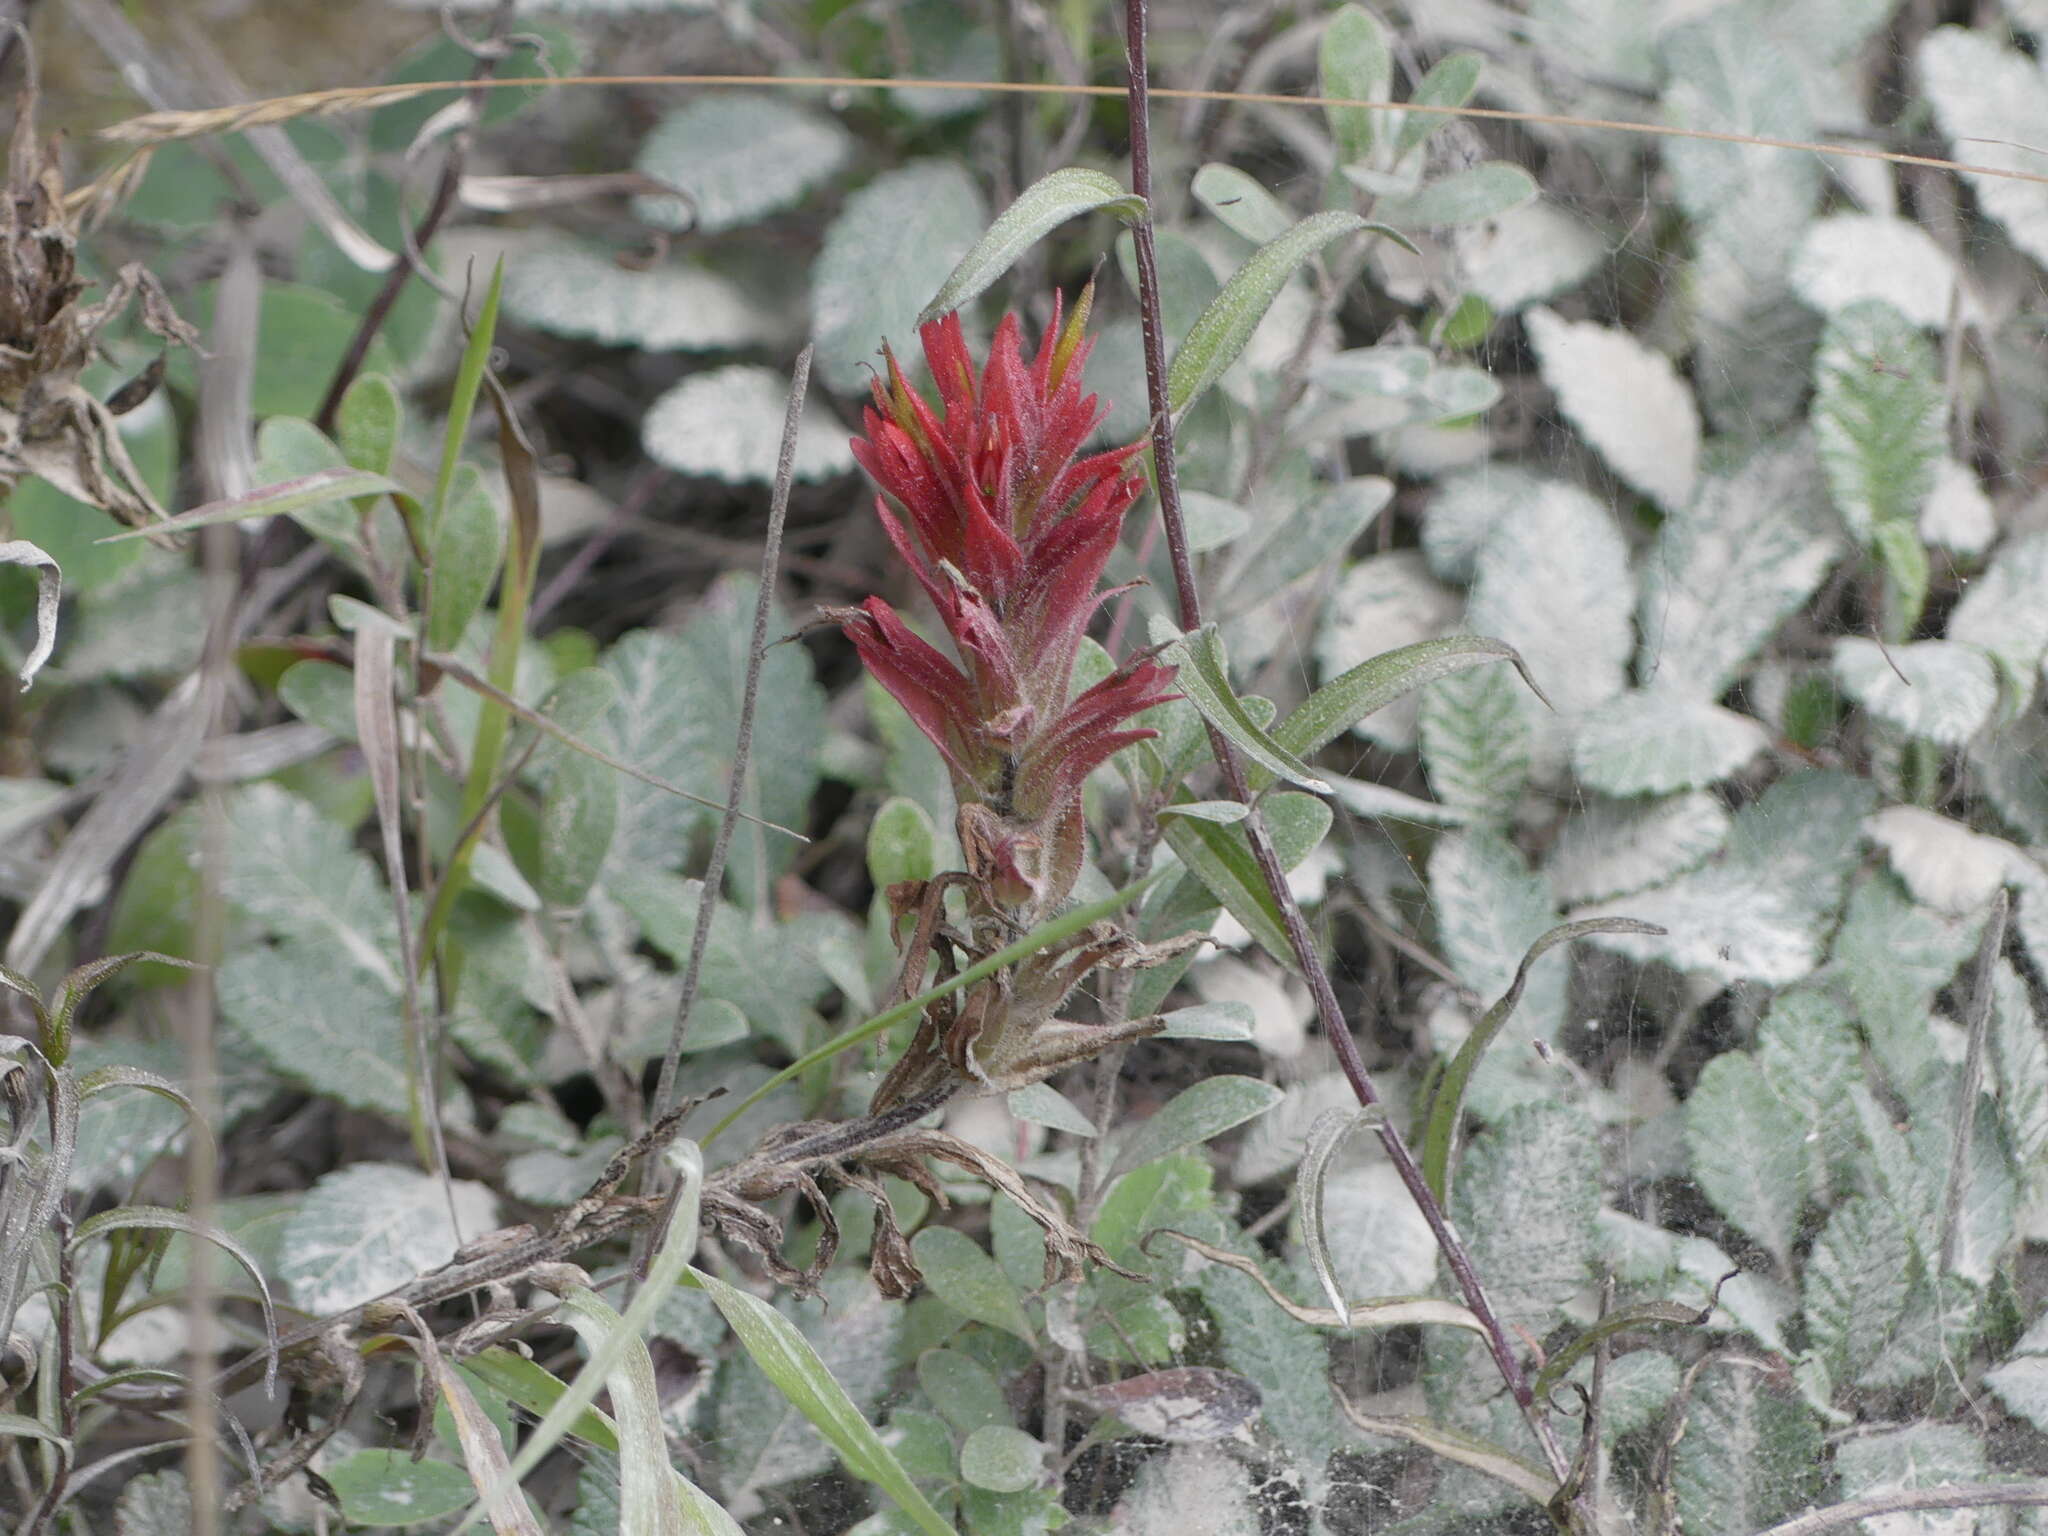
<box><xmin>1119</xmin><ymin>0</ymin><xmax>1570</xmax><ymax>1486</ymax></box>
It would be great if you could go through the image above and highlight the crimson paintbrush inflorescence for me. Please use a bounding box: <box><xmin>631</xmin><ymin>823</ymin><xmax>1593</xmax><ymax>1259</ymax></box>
<box><xmin>836</xmin><ymin>287</ymin><xmax>1177</xmax><ymax>919</ymax></box>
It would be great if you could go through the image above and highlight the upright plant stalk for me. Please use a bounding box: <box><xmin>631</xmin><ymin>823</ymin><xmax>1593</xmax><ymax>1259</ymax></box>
<box><xmin>1119</xmin><ymin>0</ymin><xmax>1572</xmax><ymax>1488</ymax></box>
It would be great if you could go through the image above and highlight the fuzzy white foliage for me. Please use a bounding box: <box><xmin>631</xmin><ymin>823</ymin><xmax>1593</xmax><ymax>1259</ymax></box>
<box><xmin>1419</xmin><ymin>462</ymin><xmax>1544</xmax><ymax>583</ymax></box>
<box><xmin>1920</xmin><ymin>27</ymin><xmax>2048</xmax><ymax>272</ymax></box>
<box><xmin>633</xmin><ymin>93</ymin><xmax>852</xmax><ymax>234</ymax></box>
<box><xmin>1833</xmin><ymin>639</ymin><xmax>2000</xmax><ymax>747</ymax></box>
<box><xmin>1313</xmin><ymin>551</ymin><xmax>1460</xmax><ymax>751</ymax></box>
<box><xmin>1114</xmin><ymin>1448</ymin><xmax>1259</xmax><ymax>1536</ymax></box>
<box><xmin>1454</xmin><ymin>199</ymin><xmax>1606</xmax><ymax>312</ymax></box>
<box><xmin>1921</xmin><ymin>458</ymin><xmax>1997</xmax><ymax>556</ymax></box>
<box><xmin>642</xmin><ymin>366</ymin><xmax>855</xmax><ymax>484</ymax></box>
<box><xmin>1791</xmin><ymin>214</ymin><xmax>1964</xmax><ymax>328</ymax></box>
<box><xmin>502</xmin><ymin>239</ymin><xmax>779</xmax><ymax>352</ymax></box>
<box><xmin>1864</xmin><ymin>806</ymin><xmax>2017</xmax><ymax>916</ymax></box>
<box><xmin>1949</xmin><ymin>530</ymin><xmax>2048</xmax><ymax>695</ymax></box>
<box><xmin>1547</xmin><ymin>790</ymin><xmax>1732</xmax><ymax>906</ymax></box>
<box><xmin>279</xmin><ymin>1164</ymin><xmax>500</xmax><ymax>1315</ymax></box>
<box><xmin>1572</xmin><ymin>690</ymin><xmax>1771</xmax><ymax>796</ymax></box>
<box><xmin>1526</xmin><ymin>307</ymin><xmax>1701</xmax><ymax>510</ymax></box>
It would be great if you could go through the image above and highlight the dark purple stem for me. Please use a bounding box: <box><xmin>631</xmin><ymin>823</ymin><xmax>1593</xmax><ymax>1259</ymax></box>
<box><xmin>1120</xmin><ymin>0</ymin><xmax>1570</xmax><ymax>1486</ymax></box>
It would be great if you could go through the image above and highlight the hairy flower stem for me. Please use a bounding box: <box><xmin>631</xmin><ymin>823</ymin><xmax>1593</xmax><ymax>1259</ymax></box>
<box><xmin>1120</xmin><ymin>0</ymin><xmax>1572</xmax><ymax>1489</ymax></box>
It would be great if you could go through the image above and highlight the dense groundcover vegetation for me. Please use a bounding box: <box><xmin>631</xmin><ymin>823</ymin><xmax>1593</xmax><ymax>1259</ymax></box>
<box><xmin>4</xmin><ymin>0</ymin><xmax>2048</xmax><ymax>1531</ymax></box>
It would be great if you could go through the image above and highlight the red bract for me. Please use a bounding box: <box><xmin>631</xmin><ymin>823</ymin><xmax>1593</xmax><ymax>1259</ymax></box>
<box><xmin>835</xmin><ymin>288</ymin><xmax>1175</xmax><ymax>915</ymax></box>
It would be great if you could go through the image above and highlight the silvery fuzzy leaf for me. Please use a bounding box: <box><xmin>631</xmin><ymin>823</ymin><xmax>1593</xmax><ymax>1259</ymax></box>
<box><xmin>1312</xmin><ymin>551</ymin><xmax>1460</xmax><ymax>751</ymax></box>
<box><xmin>1833</xmin><ymin>639</ymin><xmax>1999</xmax><ymax>747</ymax></box>
<box><xmin>1670</xmin><ymin>1367</ymin><xmax>1822</xmax><ymax>1536</ymax></box>
<box><xmin>221</xmin><ymin>782</ymin><xmax>400</xmax><ymax>989</ymax></box>
<box><xmin>1430</xmin><ymin>831</ymin><xmax>1566</xmax><ymax>1042</ymax></box>
<box><xmin>1452</xmin><ymin>1103</ymin><xmax>1599</xmax><ymax>1336</ymax></box>
<box><xmin>1920</xmin><ymin>26</ymin><xmax>2048</xmax><ymax>272</ymax></box>
<box><xmin>811</xmin><ymin>160</ymin><xmax>988</xmax><ymax>393</ymax></box>
<box><xmin>1826</xmin><ymin>874</ymin><xmax>1986</xmax><ymax>1091</ymax></box>
<box><xmin>1525</xmin><ymin>0</ymin><xmax>1657</xmax><ymax>89</ymax></box>
<box><xmin>1791</xmin><ymin>214</ymin><xmax>1966</xmax><ymax>328</ymax></box>
<box><xmin>1990</xmin><ymin>959</ymin><xmax>2048</xmax><ymax>1175</ymax></box>
<box><xmin>1686</xmin><ymin>1049</ymin><xmax>1808</xmax><ymax>1266</ymax></box>
<box><xmin>642</xmin><ymin>365</ymin><xmax>854</xmax><ymax>484</ymax></box>
<box><xmin>1113</xmin><ymin>1448</ymin><xmax>1259</xmax><ymax>1536</ymax></box>
<box><xmin>1453</xmin><ymin>199</ymin><xmax>1605</xmax><ymax>313</ymax></box>
<box><xmin>1635</xmin><ymin>437</ymin><xmax>1839</xmax><ymax>697</ymax></box>
<box><xmin>1230</xmin><ymin>1071</ymin><xmax>1357</xmax><ymax>1187</ymax></box>
<box><xmin>1418</xmin><ymin>462</ymin><xmax>1543</xmax><ymax>583</ymax></box>
<box><xmin>1576</xmin><ymin>771</ymin><xmax>1874</xmax><ymax>985</ymax></box>
<box><xmin>1197</xmin><ymin>1255</ymin><xmax>1342</xmax><ymax>1499</ymax></box>
<box><xmin>1920</xmin><ymin>457</ymin><xmax>1997</xmax><ymax>557</ymax></box>
<box><xmin>633</xmin><ymin>93</ymin><xmax>852</xmax><ymax>234</ymax></box>
<box><xmin>1864</xmin><ymin>805</ymin><xmax>2017</xmax><ymax>917</ymax></box>
<box><xmin>1571</xmin><ymin>691</ymin><xmax>1771</xmax><ymax>797</ymax></box>
<box><xmin>1812</xmin><ymin>300</ymin><xmax>1944</xmax><ymax>546</ymax></box>
<box><xmin>1662</xmin><ymin>10</ymin><xmax>1823</xmax><ymax>290</ymax></box>
<box><xmin>218</xmin><ymin>942</ymin><xmax>410</xmax><ymax>1119</ymax></box>
<box><xmin>278</xmin><ymin>1163</ymin><xmax>499</xmax><ymax>1316</ymax></box>
<box><xmin>1419</xmin><ymin>660</ymin><xmax>1532</xmax><ymax>829</ymax></box>
<box><xmin>502</xmin><ymin>238</ymin><xmax>780</xmax><ymax>351</ymax></box>
<box><xmin>1832</xmin><ymin>1424</ymin><xmax>1985</xmax><ymax>1536</ymax></box>
<box><xmin>1546</xmin><ymin>791</ymin><xmax>1731</xmax><ymax>906</ymax></box>
<box><xmin>1304</xmin><ymin>1160</ymin><xmax>1438</xmax><ymax>1301</ymax></box>
<box><xmin>1949</xmin><ymin>530</ymin><xmax>2048</xmax><ymax>698</ymax></box>
<box><xmin>1691</xmin><ymin>275</ymin><xmax>1824</xmax><ymax>437</ymax></box>
<box><xmin>1526</xmin><ymin>307</ymin><xmax>1700</xmax><ymax>511</ymax></box>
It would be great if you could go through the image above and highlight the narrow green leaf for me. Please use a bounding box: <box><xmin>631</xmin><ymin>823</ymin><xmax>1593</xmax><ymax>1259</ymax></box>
<box><xmin>1159</xmin><ymin>624</ymin><xmax>1331</xmax><ymax>792</ymax></box>
<box><xmin>1273</xmin><ymin>634</ymin><xmax>1540</xmax><ymax>766</ymax></box>
<box><xmin>1296</xmin><ymin>1106</ymin><xmax>1385</xmax><ymax>1320</ymax></box>
<box><xmin>1168</xmin><ymin>212</ymin><xmax>1372</xmax><ymax>413</ymax></box>
<box><xmin>434</xmin><ymin>259</ymin><xmax>505</xmax><ymax>532</ymax></box>
<box><xmin>68</xmin><ymin>1206</ymin><xmax>277</xmax><ymax>1393</ymax></box>
<box><xmin>427</xmin><ymin>464</ymin><xmax>507</xmax><ymax>653</ymax></box>
<box><xmin>690</xmin><ymin>1266</ymin><xmax>958</xmax><ymax>1536</ymax></box>
<box><xmin>1191</xmin><ymin>164</ymin><xmax>1293</xmax><ymax>245</ymax></box>
<box><xmin>919</xmin><ymin>167</ymin><xmax>1145</xmax><ymax>323</ymax></box>
<box><xmin>1320</xmin><ymin>5</ymin><xmax>1391</xmax><ymax>165</ymax></box>
<box><xmin>459</xmin><ymin>1350</ymin><xmax>619</xmax><ymax>1454</ymax></box>
<box><xmin>1158</xmin><ymin>791</ymin><xmax>1332</xmax><ymax>969</ymax></box>
<box><xmin>1395</xmin><ymin>53</ymin><xmax>1482</xmax><ymax>157</ymax></box>
<box><xmin>552</xmin><ymin>1288</ymin><xmax>689</xmax><ymax>1536</ymax></box>
<box><xmin>95</xmin><ymin>469</ymin><xmax>404</xmax><ymax>543</ymax></box>
<box><xmin>1421</xmin><ymin>917</ymin><xmax>1660</xmax><ymax>1203</ymax></box>
<box><xmin>911</xmin><ymin>1226</ymin><xmax>1035</xmax><ymax>1342</ymax></box>
<box><xmin>337</xmin><ymin>373</ymin><xmax>404</xmax><ymax>477</ymax></box>
<box><xmin>1109</xmin><ymin>1075</ymin><xmax>1284</xmax><ymax>1183</ymax></box>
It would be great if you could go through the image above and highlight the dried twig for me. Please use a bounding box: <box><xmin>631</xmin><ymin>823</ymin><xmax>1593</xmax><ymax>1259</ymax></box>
<box><xmin>1754</xmin><ymin>1481</ymin><xmax>2048</xmax><ymax>1536</ymax></box>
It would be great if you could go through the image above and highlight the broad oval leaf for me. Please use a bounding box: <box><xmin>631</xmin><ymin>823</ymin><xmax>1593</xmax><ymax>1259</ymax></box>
<box><xmin>1168</xmin><ymin>212</ymin><xmax>1374</xmax><ymax>413</ymax></box>
<box><xmin>1191</xmin><ymin>164</ymin><xmax>1293</xmax><ymax>245</ymax></box>
<box><xmin>957</xmin><ymin>1424</ymin><xmax>1043</xmax><ymax>1493</ymax></box>
<box><xmin>325</xmin><ymin>1450</ymin><xmax>475</xmax><ymax>1528</ymax></box>
<box><xmin>632</xmin><ymin>92</ymin><xmax>852</xmax><ymax>235</ymax></box>
<box><xmin>1368</xmin><ymin>163</ymin><xmax>1537</xmax><ymax>228</ymax></box>
<box><xmin>920</xmin><ymin>167</ymin><xmax>1145</xmax><ymax>323</ymax></box>
<box><xmin>1109</xmin><ymin>1075</ymin><xmax>1284</xmax><ymax>1183</ymax></box>
<box><xmin>1525</xmin><ymin>306</ymin><xmax>1700</xmax><ymax>512</ymax></box>
<box><xmin>277</xmin><ymin>1163</ymin><xmax>500</xmax><ymax>1316</ymax></box>
<box><xmin>911</xmin><ymin>1226</ymin><xmax>1035</xmax><ymax>1343</ymax></box>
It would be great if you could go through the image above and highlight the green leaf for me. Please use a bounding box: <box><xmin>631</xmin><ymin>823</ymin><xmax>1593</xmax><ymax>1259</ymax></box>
<box><xmin>1110</xmin><ymin>1076</ymin><xmax>1284</xmax><ymax>1184</ymax></box>
<box><xmin>337</xmin><ymin>373</ymin><xmax>403</xmax><ymax>477</ymax></box>
<box><xmin>1370</xmin><ymin>163</ymin><xmax>1538</xmax><ymax>227</ymax></box>
<box><xmin>1158</xmin><ymin>791</ymin><xmax>1332</xmax><ymax>969</ymax></box>
<box><xmin>1168</xmin><ymin>212</ymin><xmax>1374</xmax><ymax>413</ymax></box>
<box><xmin>868</xmin><ymin>797</ymin><xmax>939</xmax><ymax>890</ymax></box>
<box><xmin>632</xmin><ymin>92</ymin><xmax>852</xmax><ymax>235</ymax></box>
<box><xmin>911</xmin><ymin>1227</ymin><xmax>1035</xmax><ymax>1343</ymax></box>
<box><xmin>1157</xmin><ymin>624</ymin><xmax>1329</xmax><ymax>792</ymax></box>
<box><xmin>276</xmin><ymin>1162</ymin><xmax>499</xmax><ymax>1315</ymax></box>
<box><xmin>957</xmin><ymin>1426</ymin><xmax>1043</xmax><ymax>1494</ymax></box>
<box><xmin>917</xmin><ymin>1347</ymin><xmax>1012</xmax><ymax>1434</ymax></box>
<box><xmin>813</xmin><ymin>160</ymin><xmax>988</xmax><ymax>393</ymax></box>
<box><xmin>1812</xmin><ymin>299</ymin><xmax>1942</xmax><ymax>547</ymax></box>
<box><xmin>219</xmin><ymin>942</ymin><xmax>411</xmax><ymax>1119</ymax></box>
<box><xmin>1396</xmin><ymin>52</ymin><xmax>1483</xmax><ymax>156</ymax></box>
<box><xmin>1870</xmin><ymin>518</ymin><xmax>1931</xmax><ymax>639</ymax></box>
<box><xmin>1670</xmin><ymin>1367</ymin><xmax>1822</xmax><ymax>1536</ymax></box>
<box><xmin>427</xmin><ymin>464</ymin><xmax>506</xmax><ymax>653</ymax></box>
<box><xmin>1685</xmin><ymin>1052</ymin><xmax>1808</xmax><ymax>1268</ymax></box>
<box><xmin>1320</xmin><ymin>4</ymin><xmax>1391</xmax><ymax>165</ymax></box>
<box><xmin>692</xmin><ymin>1267</ymin><xmax>956</xmax><ymax>1536</ymax></box>
<box><xmin>95</xmin><ymin>467</ymin><xmax>405</xmax><ymax>544</ymax></box>
<box><xmin>165</xmin><ymin>282</ymin><xmax>399</xmax><ymax>421</ymax></box>
<box><xmin>460</xmin><ymin>1349</ymin><xmax>620</xmax><ymax>1454</ymax></box>
<box><xmin>1006</xmin><ymin>1082</ymin><xmax>1097</xmax><ymax>1136</ymax></box>
<box><xmin>1276</xmin><ymin>635</ymin><xmax>1532</xmax><ymax>766</ymax></box>
<box><xmin>1418</xmin><ymin>662</ymin><xmax>1532</xmax><ymax>829</ymax></box>
<box><xmin>920</xmin><ymin>168</ymin><xmax>1144</xmax><ymax>323</ymax></box>
<box><xmin>1802</xmin><ymin>1195</ymin><xmax>1912</xmax><ymax>1389</ymax></box>
<box><xmin>326</xmin><ymin>1450</ymin><xmax>475</xmax><ymax>1527</ymax></box>
<box><xmin>433</xmin><ymin>258</ymin><xmax>504</xmax><ymax>534</ymax></box>
<box><xmin>535</xmin><ymin>671</ymin><xmax>622</xmax><ymax>911</ymax></box>
<box><xmin>1155</xmin><ymin>800</ymin><xmax>1249</xmax><ymax>825</ymax></box>
<box><xmin>1191</xmin><ymin>164</ymin><xmax>1293</xmax><ymax>245</ymax></box>
<box><xmin>1155</xmin><ymin>1002</ymin><xmax>1256</xmax><ymax>1042</ymax></box>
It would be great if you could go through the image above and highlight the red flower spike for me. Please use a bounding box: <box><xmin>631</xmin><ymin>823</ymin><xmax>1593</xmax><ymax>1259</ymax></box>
<box><xmin>837</xmin><ymin>288</ymin><xmax>1180</xmax><ymax>916</ymax></box>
